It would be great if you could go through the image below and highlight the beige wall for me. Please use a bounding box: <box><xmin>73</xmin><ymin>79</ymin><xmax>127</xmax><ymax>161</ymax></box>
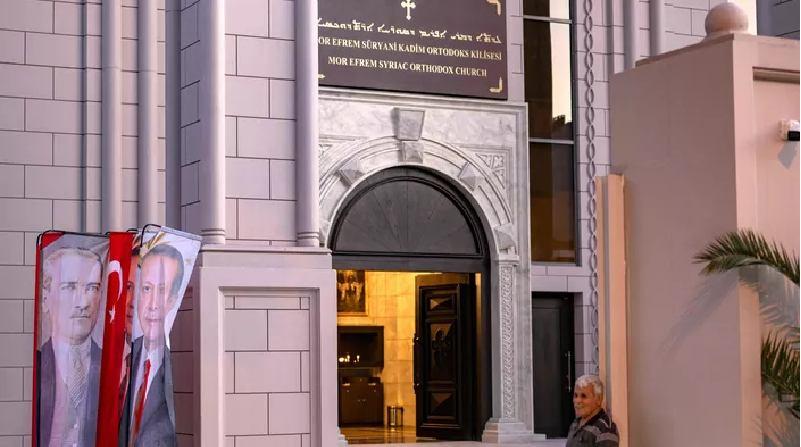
<box><xmin>337</xmin><ymin>271</ymin><xmax>421</xmax><ymax>425</ymax></box>
<box><xmin>610</xmin><ymin>33</ymin><xmax>798</xmax><ymax>446</ymax></box>
<box><xmin>751</xmin><ymin>75</ymin><xmax>800</xmax><ymax>447</ymax></box>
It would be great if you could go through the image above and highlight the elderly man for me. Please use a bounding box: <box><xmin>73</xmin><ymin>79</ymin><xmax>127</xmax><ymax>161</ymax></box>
<box><xmin>127</xmin><ymin>243</ymin><xmax>183</xmax><ymax>447</ymax></box>
<box><xmin>38</xmin><ymin>247</ymin><xmax>103</xmax><ymax>447</ymax></box>
<box><xmin>566</xmin><ymin>375</ymin><xmax>619</xmax><ymax>447</ymax></box>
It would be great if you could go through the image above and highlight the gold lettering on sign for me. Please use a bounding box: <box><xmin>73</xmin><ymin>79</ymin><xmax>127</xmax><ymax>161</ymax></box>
<box><xmin>486</xmin><ymin>0</ymin><xmax>501</xmax><ymax>15</ymax></box>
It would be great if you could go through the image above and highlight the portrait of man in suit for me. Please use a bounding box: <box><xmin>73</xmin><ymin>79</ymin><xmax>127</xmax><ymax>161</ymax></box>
<box><xmin>37</xmin><ymin>247</ymin><xmax>103</xmax><ymax>447</ymax></box>
<box><xmin>128</xmin><ymin>243</ymin><xmax>183</xmax><ymax>447</ymax></box>
<box><xmin>116</xmin><ymin>249</ymin><xmax>139</xmax><ymax>443</ymax></box>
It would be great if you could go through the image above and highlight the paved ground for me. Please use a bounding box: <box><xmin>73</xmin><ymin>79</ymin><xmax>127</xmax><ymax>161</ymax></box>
<box><xmin>341</xmin><ymin>426</ymin><xmax>568</xmax><ymax>446</ymax></box>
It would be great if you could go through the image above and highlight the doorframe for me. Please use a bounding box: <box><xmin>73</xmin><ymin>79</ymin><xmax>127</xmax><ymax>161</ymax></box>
<box><xmin>330</xmin><ymin>167</ymin><xmax>492</xmax><ymax>441</ymax></box>
<box><xmin>531</xmin><ymin>292</ymin><xmax>576</xmax><ymax>438</ymax></box>
<box><xmin>318</xmin><ymin>88</ymin><xmax>537</xmax><ymax>443</ymax></box>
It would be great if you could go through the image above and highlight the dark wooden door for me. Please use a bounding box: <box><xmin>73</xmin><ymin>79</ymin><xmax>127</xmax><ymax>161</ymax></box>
<box><xmin>414</xmin><ymin>274</ymin><xmax>474</xmax><ymax>440</ymax></box>
<box><xmin>531</xmin><ymin>293</ymin><xmax>575</xmax><ymax>438</ymax></box>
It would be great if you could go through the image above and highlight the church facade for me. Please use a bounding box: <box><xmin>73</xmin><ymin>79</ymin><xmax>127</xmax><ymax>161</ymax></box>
<box><xmin>0</xmin><ymin>0</ymin><xmax>794</xmax><ymax>446</ymax></box>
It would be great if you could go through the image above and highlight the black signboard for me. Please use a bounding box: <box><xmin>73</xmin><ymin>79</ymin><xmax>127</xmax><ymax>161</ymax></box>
<box><xmin>318</xmin><ymin>0</ymin><xmax>508</xmax><ymax>99</ymax></box>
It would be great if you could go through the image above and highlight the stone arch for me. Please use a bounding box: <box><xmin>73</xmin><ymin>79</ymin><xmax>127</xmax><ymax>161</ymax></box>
<box><xmin>319</xmin><ymin>136</ymin><xmax>517</xmax><ymax>258</ymax></box>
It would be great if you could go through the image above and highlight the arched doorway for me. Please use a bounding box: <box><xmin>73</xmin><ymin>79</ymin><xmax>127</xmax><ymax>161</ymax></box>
<box><xmin>330</xmin><ymin>167</ymin><xmax>492</xmax><ymax>442</ymax></box>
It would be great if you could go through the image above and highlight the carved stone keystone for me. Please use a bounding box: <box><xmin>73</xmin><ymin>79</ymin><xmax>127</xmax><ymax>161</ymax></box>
<box><xmin>393</xmin><ymin>108</ymin><xmax>426</xmax><ymax>141</ymax></box>
<box><xmin>401</xmin><ymin>141</ymin><xmax>425</xmax><ymax>162</ymax></box>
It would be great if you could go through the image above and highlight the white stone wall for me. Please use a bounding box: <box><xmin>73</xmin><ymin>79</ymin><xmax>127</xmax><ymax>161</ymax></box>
<box><xmin>0</xmin><ymin>1</ymin><xmax>97</xmax><ymax>443</ymax></box>
<box><xmin>664</xmin><ymin>0</ymin><xmax>717</xmax><ymax>51</ymax></box>
<box><xmin>223</xmin><ymin>293</ymin><xmax>313</xmax><ymax>446</ymax></box>
<box><xmin>507</xmin><ymin>0</ymin><xmax>525</xmax><ymax>102</ymax></box>
<box><xmin>221</xmin><ymin>0</ymin><xmax>298</xmax><ymax>245</ymax></box>
<box><xmin>0</xmin><ymin>0</ymin><xmax>166</xmax><ymax>444</ymax></box>
<box><xmin>172</xmin><ymin>287</ymin><xmax>196</xmax><ymax>446</ymax></box>
<box><xmin>180</xmin><ymin>0</ymin><xmax>202</xmax><ymax>234</ymax></box>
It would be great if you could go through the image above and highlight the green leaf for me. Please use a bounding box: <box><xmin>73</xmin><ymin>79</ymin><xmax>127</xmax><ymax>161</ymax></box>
<box><xmin>694</xmin><ymin>229</ymin><xmax>799</xmax><ymax>285</ymax></box>
<box><xmin>762</xmin><ymin>330</ymin><xmax>800</xmax><ymax>418</ymax></box>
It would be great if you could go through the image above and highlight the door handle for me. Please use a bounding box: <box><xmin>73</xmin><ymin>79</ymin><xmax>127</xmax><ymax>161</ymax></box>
<box><xmin>413</xmin><ymin>334</ymin><xmax>421</xmax><ymax>393</ymax></box>
<box><xmin>565</xmin><ymin>351</ymin><xmax>573</xmax><ymax>393</ymax></box>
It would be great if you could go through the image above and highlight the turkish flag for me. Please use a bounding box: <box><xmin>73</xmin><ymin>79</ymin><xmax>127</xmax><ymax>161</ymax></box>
<box><xmin>95</xmin><ymin>232</ymin><xmax>136</xmax><ymax>446</ymax></box>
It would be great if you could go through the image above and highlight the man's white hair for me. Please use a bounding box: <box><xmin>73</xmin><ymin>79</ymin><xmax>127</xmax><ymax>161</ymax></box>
<box><xmin>575</xmin><ymin>374</ymin><xmax>604</xmax><ymax>397</ymax></box>
<box><xmin>42</xmin><ymin>247</ymin><xmax>102</xmax><ymax>291</ymax></box>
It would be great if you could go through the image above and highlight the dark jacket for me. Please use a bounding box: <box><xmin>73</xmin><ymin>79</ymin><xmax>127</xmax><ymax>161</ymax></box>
<box><xmin>566</xmin><ymin>409</ymin><xmax>619</xmax><ymax>447</ymax></box>
<box><xmin>36</xmin><ymin>339</ymin><xmax>102</xmax><ymax>447</ymax></box>
<box><xmin>120</xmin><ymin>336</ymin><xmax>176</xmax><ymax>447</ymax></box>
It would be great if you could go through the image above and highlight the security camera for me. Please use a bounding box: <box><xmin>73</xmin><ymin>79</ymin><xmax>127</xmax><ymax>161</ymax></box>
<box><xmin>780</xmin><ymin>119</ymin><xmax>800</xmax><ymax>141</ymax></box>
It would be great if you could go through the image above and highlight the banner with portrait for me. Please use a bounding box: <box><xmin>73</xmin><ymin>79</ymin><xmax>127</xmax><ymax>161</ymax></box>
<box><xmin>32</xmin><ymin>227</ymin><xmax>200</xmax><ymax>447</ymax></box>
<box><xmin>33</xmin><ymin>232</ymin><xmax>110</xmax><ymax>447</ymax></box>
<box><xmin>121</xmin><ymin>226</ymin><xmax>200</xmax><ymax>447</ymax></box>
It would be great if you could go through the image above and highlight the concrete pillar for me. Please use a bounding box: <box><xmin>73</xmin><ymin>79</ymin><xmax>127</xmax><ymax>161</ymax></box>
<box><xmin>166</xmin><ymin>0</ymin><xmax>182</xmax><ymax>229</ymax></box>
<box><xmin>295</xmin><ymin>0</ymin><xmax>321</xmax><ymax>247</ymax></box>
<box><xmin>198</xmin><ymin>0</ymin><xmax>226</xmax><ymax>244</ymax></box>
<box><xmin>650</xmin><ymin>0</ymin><xmax>665</xmax><ymax>56</ymax></box>
<box><xmin>101</xmin><ymin>0</ymin><xmax>123</xmax><ymax>231</ymax></box>
<box><xmin>624</xmin><ymin>0</ymin><xmax>639</xmax><ymax>69</ymax></box>
<box><xmin>138</xmin><ymin>0</ymin><xmax>159</xmax><ymax>226</ymax></box>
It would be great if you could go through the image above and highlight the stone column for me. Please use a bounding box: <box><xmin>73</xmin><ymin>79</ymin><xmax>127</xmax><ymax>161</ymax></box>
<box><xmin>101</xmin><ymin>0</ymin><xmax>123</xmax><ymax>231</ymax></box>
<box><xmin>165</xmin><ymin>0</ymin><xmax>182</xmax><ymax>228</ymax></box>
<box><xmin>198</xmin><ymin>0</ymin><xmax>226</xmax><ymax>244</ymax></box>
<box><xmin>481</xmin><ymin>262</ymin><xmax>543</xmax><ymax>443</ymax></box>
<box><xmin>295</xmin><ymin>0</ymin><xmax>320</xmax><ymax>247</ymax></box>
<box><xmin>138</xmin><ymin>0</ymin><xmax>159</xmax><ymax>226</ymax></box>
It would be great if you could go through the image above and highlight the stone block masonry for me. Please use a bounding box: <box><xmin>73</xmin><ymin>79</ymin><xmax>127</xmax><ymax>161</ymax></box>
<box><xmin>224</xmin><ymin>294</ymin><xmax>312</xmax><ymax>445</ymax></box>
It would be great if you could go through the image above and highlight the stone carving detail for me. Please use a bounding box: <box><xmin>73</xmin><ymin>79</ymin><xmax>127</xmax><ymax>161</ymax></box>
<box><xmin>401</xmin><ymin>141</ymin><xmax>425</xmax><ymax>163</ymax></box>
<box><xmin>338</xmin><ymin>158</ymin><xmax>365</xmax><ymax>186</ymax></box>
<box><xmin>476</xmin><ymin>152</ymin><xmax>507</xmax><ymax>187</ymax></box>
<box><xmin>393</xmin><ymin>108</ymin><xmax>426</xmax><ymax>141</ymax></box>
<box><xmin>458</xmin><ymin>162</ymin><xmax>484</xmax><ymax>190</ymax></box>
<box><xmin>500</xmin><ymin>264</ymin><xmax>516</xmax><ymax>418</ymax></box>
<box><xmin>493</xmin><ymin>223</ymin><xmax>516</xmax><ymax>251</ymax></box>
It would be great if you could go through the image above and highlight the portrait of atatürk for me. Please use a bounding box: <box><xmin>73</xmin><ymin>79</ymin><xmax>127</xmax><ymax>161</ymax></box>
<box><xmin>336</xmin><ymin>269</ymin><xmax>366</xmax><ymax>315</ymax></box>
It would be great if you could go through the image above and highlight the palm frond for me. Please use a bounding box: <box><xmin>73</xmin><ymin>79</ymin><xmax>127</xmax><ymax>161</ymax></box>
<box><xmin>762</xmin><ymin>330</ymin><xmax>800</xmax><ymax>418</ymax></box>
<box><xmin>694</xmin><ymin>229</ymin><xmax>799</xmax><ymax>285</ymax></box>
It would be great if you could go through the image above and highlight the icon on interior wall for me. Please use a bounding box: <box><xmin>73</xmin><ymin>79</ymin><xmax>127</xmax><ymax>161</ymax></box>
<box><xmin>336</xmin><ymin>269</ymin><xmax>367</xmax><ymax>315</ymax></box>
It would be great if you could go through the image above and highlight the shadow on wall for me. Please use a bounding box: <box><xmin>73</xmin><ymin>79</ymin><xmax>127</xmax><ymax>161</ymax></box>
<box><xmin>757</xmin><ymin>266</ymin><xmax>800</xmax><ymax>446</ymax></box>
<box><xmin>660</xmin><ymin>272</ymin><xmax>737</xmax><ymax>357</ymax></box>
<box><xmin>777</xmin><ymin>141</ymin><xmax>798</xmax><ymax>169</ymax></box>
<box><xmin>661</xmin><ymin>266</ymin><xmax>799</xmax><ymax>357</ymax></box>
<box><xmin>762</xmin><ymin>390</ymin><xmax>801</xmax><ymax>447</ymax></box>
<box><xmin>756</xmin><ymin>267</ymin><xmax>800</xmax><ymax>330</ymax></box>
